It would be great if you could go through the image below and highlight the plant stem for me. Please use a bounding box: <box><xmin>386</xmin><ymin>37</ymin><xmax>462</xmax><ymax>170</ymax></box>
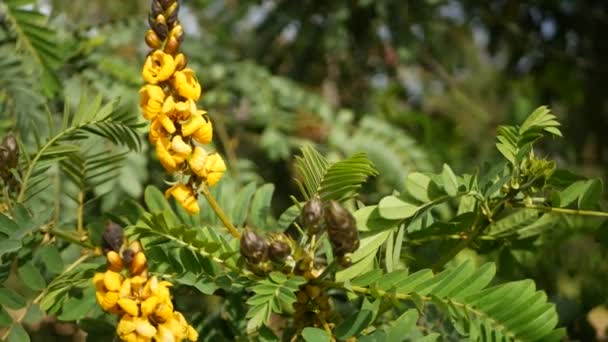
<box><xmin>200</xmin><ymin>184</ymin><xmax>240</xmax><ymax>239</ymax></box>
<box><xmin>77</xmin><ymin>191</ymin><xmax>84</xmax><ymax>234</ymax></box>
<box><xmin>44</xmin><ymin>226</ymin><xmax>94</xmax><ymax>249</ymax></box>
<box><xmin>432</xmin><ymin>213</ymin><xmax>483</xmax><ymax>272</ymax></box>
<box><xmin>519</xmin><ymin>204</ymin><xmax>608</xmax><ymax>218</ymax></box>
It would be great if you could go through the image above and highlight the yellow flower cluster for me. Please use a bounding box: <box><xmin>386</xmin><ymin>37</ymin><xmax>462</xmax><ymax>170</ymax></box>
<box><xmin>140</xmin><ymin>3</ymin><xmax>226</xmax><ymax>215</ymax></box>
<box><xmin>94</xmin><ymin>244</ymin><xmax>198</xmax><ymax>341</ymax></box>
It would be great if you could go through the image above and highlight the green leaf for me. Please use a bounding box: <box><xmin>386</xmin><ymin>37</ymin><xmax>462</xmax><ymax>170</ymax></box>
<box><xmin>578</xmin><ymin>179</ymin><xmax>602</xmax><ymax>209</ymax></box>
<box><xmin>385</xmin><ymin>309</ymin><xmax>419</xmax><ymax>341</ymax></box>
<box><xmin>18</xmin><ymin>262</ymin><xmax>46</xmax><ymax>291</ymax></box>
<box><xmin>231</xmin><ymin>181</ymin><xmax>258</xmax><ymax>227</ymax></box>
<box><xmin>36</xmin><ymin>245</ymin><xmax>63</xmax><ymax>274</ymax></box>
<box><xmin>441</xmin><ymin>164</ymin><xmax>459</xmax><ymax>196</ymax></box>
<box><xmin>378</xmin><ymin>196</ymin><xmax>419</xmax><ymax>220</ymax></box>
<box><xmin>301</xmin><ymin>327</ymin><xmax>330</xmax><ymax>342</ymax></box>
<box><xmin>249</xmin><ymin>183</ymin><xmax>275</xmax><ymax>229</ymax></box>
<box><xmin>7</xmin><ymin>323</ymin><xmax>30</xmax><ymax>342</ymax></box>
<box><xmin>0</xmin><ymin>306</ymin><xmax>12</xmax><ymax>327</ymax></box>
<box><xmin>0</xmin><ymin>287</ymin><xmax>26</xmax><ymax>309</ymax></box>
<box><xmin>0</xmin><ymin>239</ymin><xmax>22</xmax><ymax>257</ymax></box>
<box><xmin>57</xmin><ymin>287</ymin><xmax>97</xmax><ymax>321</ymax></box>
<box><xmin>318</xmin><ymin>153</ymin><xmax>378</xmax><ymax>201</ymax></box>
<box><xmin>334</xmin><ymin>309</ymin><xmax>374</xmax><ymax>340</ymax></box>
<box><xmin>0</xmin><ymin>214</ymin><xmax>20</xmax><ymax>236</ymax></box>
<box><xmin>354</xmin><ymin>206</ymin><xmax>400</xmax><ymax>232</ymax></box>
<box><xmin>406</xmin><ymin>172</ymin><xmax>431</xmax><ymax>202</ymax></box>
<box><xmin>294</xmin><ymin>145</ymin><xmax>330</xmax><ymax>200</ymax></box>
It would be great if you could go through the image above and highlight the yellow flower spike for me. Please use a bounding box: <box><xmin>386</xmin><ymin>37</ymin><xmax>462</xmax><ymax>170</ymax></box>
<box><xmin>154</xmin><ymin>303</ymin><xmax>174</xmax><ymax>323</ymax></box>
<box><xmin>141</xmin><ymin>296</ymin><xmax>159</xmax><ymax>317</ymax></box>
<box><xmin>134</xmin><ymin>317</ymin><xmax>157</xmax><ymax>338</ymax></box>
<box><xmin>203</xmin><ymin>153</ymin><xmax>226</xmax><ymax>186</ymax></box>
<box><xmin>156</xmin><ymin>138</ymin><xmax>178</xmax><ymax>172</ymax></box>
<box><xmin>171</xmin><ymin>135</ymin><xmax>192</xmax><ymax>155</ymax></box>
<box><xmin>130</xmin><ymin>251</ymin><xmax>148</xmax><ymax>276</ymax></box>
<box><xmin>188</xmin><ymin>146</ymin><xmax>208</xmax><ymax>178</ymax></box>
<box><xmin>158</xmin><ymin>114</ymin><xmax>177</xmax><ymax>134</ymax></box>
<box><xmin>165</xmin><ymin>183</ymin><xmax>200</xmax><ymax>214</ymax></box>
<box><xmin>118</xmin><ymin>298</ymin><xmax>140</xmax><ymax>317</ymax></box>
<box><xmin>171</xmin><ymin>69</ymin><xmax>201</xmax><ymax>101</ymax></box>
<box><xmin>131</xmin><ymin>275</ymin><xmax>147</xmax><ymax>294</ymax></box>
<box><xmin>161</xmin><ymin>314</ymin><xmax>187</xmax><ymax>340</ymax></box>
<box><xmin>139</xmin><ymin>85</ymin><xmax>166</xmax><ymax>120</ymax></box>
<box><xmin>104</xmin><ymin>271</ymin><xmax>123</xmax><ymax>292</ymax></box>
<box><xmin>180</xmin><ymin>111</ymin><xmax>206</xmax><ymax>137</ymax></box>
<box><xmin>107</xmin><ymin>251</ymin><xmax>123</xmax><ymax>272</ymax></box>
<box><xmin>148</xmin><ymin>118</ymin><xmax>168</xmax><ymax>145</ymax></box>
<box><xmin>192</xmin><ymin>113</ymin><xmax>213</xmax><ymax>144</ymax></box>
<box><xmin>162</xmin><ymin>96</ymin><xmax>196</xmax><ymax>122</ymax></box>
<box><xmin>142</xmin><ymin>50</ymin><xmax>176</xmax><ymax>84</ymax></box>
<box><xmin>187</xmin><ymin>325</ymin><xmax>199</xmax><ymax>341</ymax></box>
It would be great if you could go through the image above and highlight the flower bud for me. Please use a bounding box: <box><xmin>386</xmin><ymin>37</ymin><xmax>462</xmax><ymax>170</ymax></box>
<box><xmin>102</xmin><ymin>222</ymin><xmax>124</xmax><ymax>253</ymax></box>
<box><xmin>164</xmin><ymin>36</ymin><xmax>180</xmax><ymax>55</ymax></box>
<box><xmin>130</xmin><ymin>251</ymin><xmax>147</xmax><ymax>275</ymax></box>
<box><xmin>240</xmin><ymin>231</ymin><xmax>268</xmax><ymax>264</ymax></box>
<box><xmin>324</xmin><ymin>201</ymin><xmax>359</xmax><ymax>257</ymax></box>
<box><xmin>145</xmin><ymin>29</ymin><xmax>162</xmax><ymax>49</ymax></box>
<box><xmin>300</xmin><ymin>197</ymin><xmax>324</xmax><ymax>234</ymax></box>
<box><xmin>268</xmin><ymin>240</ymin><xmax>291</xmax><ymax>263</ymax></box>
<box><xmin>106</xmin><ymin>251</ymin><xmax>123</xmax><ymax>272</ymax></box>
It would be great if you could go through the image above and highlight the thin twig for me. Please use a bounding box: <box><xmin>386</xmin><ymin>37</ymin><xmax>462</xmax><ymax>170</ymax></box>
<box><xmin>200</xmin><ymin>184</ymin><xmax>240</xmax><ymax>238</ymax></box>
<box><xmin>518</xmin><ymin>204</ymin><xmax>608</xmax><ymax>218</ymax></box>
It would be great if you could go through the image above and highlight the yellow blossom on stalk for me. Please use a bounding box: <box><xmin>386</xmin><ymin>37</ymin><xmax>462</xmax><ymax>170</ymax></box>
<box><xmin>156</xmin><ymin>137</ymin><xmax>179</xmax><ymax>172</ymax></box>
<box><xmin>139</xmin><ymin>85</ymin><xmax>166</xmax><ymax>120</ymax></box>
<box><xmin>180</xmin><ymin>111</ymin><xmax>206</xmax><ymax>137</ymax></box>
<box><xmin>142</xmin><ymin>50</ymin><xmax>176</xmax><ymax>84</ymax></box>
<box><xmin>171</xmin><ymin>69</ymin><xmax>201</xmax><ymax>100</ymax></box>
<box><xmin>203</xmin><ymin>153</ymin><xmax>226</xmax><ymax>186</ymax></box>
<box><xmin>165</xmin><ymin>183</ymin><xmax>200</xmax><ymax>214</ymax></box>
<box><xmin>188</xmin><ymin>146</ymin><xmax>207</xmax><ymax>177</ymax></box>
<box><xmin>162</xmin><ymin>96</ymin><xmax>196</xmax><ymax>121</ymax></box>
<box><xmin>148</xmin><ymin>119</ymin><xmax>167</xmax><ymax>145</ymax></box>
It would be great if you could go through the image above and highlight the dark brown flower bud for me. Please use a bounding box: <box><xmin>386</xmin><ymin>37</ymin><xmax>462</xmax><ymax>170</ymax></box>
<box><xmin>300</xmin><ymin>197</ymin><xmax>324</xmax><ymax>234</ymax></box>
<box><xmin>166</xmin><ymin>2</ymin><xmax>179</xmax><ymax>27</ymax></box>
<box><xmin>163</xmin><ymin>36</ymin><xmax>180</xmax><ymax>55</ymax></box>
<box><xmin>268</xmin><ymin>240</ymin><xmax>291</xmax><ymax>263</ymax></box>
<box><xmin>102</xmin><ymin>222</ymin><xmax>124</xmax><ymax>253</ymax></box>
<box><xmin>145</xmin><ymin>30</ymin><xmax>162</xmax><ymax>49</ymax></box>
<box><xmin>122</xmin><ymin>248</ymin><xmax>134</xmax><ymax>265</ymax></box>
<box><xmin>325</xmin><ymin>201</ymin><xmax>359</xmax><ymax>257</ymax></box>
<box><xmin>240</xmin><ymin>231</ymin><xmax>268</xmax><ymax>264</ymax></box>
<box><xmin>0</xmin><ymin>134</ymin><xmax>19</xmax><ymax>180</ymax></box>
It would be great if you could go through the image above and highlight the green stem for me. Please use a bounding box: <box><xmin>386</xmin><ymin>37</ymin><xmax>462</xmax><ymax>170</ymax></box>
<box><xmin>432</xmin><ymin>213</ymin><xmax>484</xmax><ymax>272</ymax></box>
<box><xmin>44</xmin><ymin>226</ymin><xmax>94</xmax><ymax>249</ymax></box>
<box><xmin>519</xmin><ymin>204</ymin><xmax>608</xmax><ymax>218</ymax></box>
<box><xmin>200</xmin><ymin>184</ymin><xmax>240</xmax><ymax>239</ymax></box>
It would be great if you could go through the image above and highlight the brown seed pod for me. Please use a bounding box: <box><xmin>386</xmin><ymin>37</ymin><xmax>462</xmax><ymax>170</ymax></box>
<box><xmin>324</xmin><ymin>201</ymin><xmax>359</xmax><ymax>257</ymax></box>
<box><xmin>300</xmin><ymin>197</ymin><xmax>324</xmax><ymax>234</ymax></box>
<box><xmin>122</xmin><ymin>248</ymin><xmax>134</xmax><ymax>265</ymax></box>
<box><xmin>240</xmin><ymin>231</ymin><xmax>268</xmax><ymax>264</ymax></box>
<box><xmin>102</xmin><ymin>222</ymin><xmax>124</xmax><ymax>253</ymax></box>
<box><xmin>268</xmin><ymin>240</ymin><xmax>291</xmax><ymax>263</ymax></box>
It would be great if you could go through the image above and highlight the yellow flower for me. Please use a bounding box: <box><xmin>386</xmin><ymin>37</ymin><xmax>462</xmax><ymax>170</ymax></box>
<box><xmin>203</xmin><ymin>153</ymin><xmax>226</xmax><ymax>186</ymax></box>
<box><xmin>171</xmin><ymin>135</ymin><xmax>192</xmax><ymax>156</ymax></box>
<box><xmin>165</xmin><ymin>184</ymin><xmax>200</xmax><ymax>214</ymax></box>
<box><xmin>93</xmin><ymin>272</ymin><xmax>105</xmax><ymax>291</ymax></box>
<box><xmin>118</xmin><ymin>298</ymin><xmax>139</xmax><ymax>316</ymax></box>
<box><xmin>139</xmin><ymin>85</ymin><xmax>166</xmax><ymax>120</ymax></box>
<box><xmin>120</xmin><ymin>278</ymin><xmax>132</xmax><ymax>298</ymax></box>
<box><xmin>117</xmin><ymin>315</ymin><xmax>137</xmax><ymax>336</ymax></box>
<box><xmin>187</xmin><ymin>325</ymin><xmax>199</xmax><ymax>341</ymax></box>
<box><xmin>156</xmin><ymin>138</ymin><xmax>178</xmax><ymax>172</ymax></box>
<box><xmin>188</xmin><ymin>146</ymin><xmax>207</xmax><ymax>178</ymax></box>
<box><xmin>107</xmin><ymin>251</ymin><xmax>123</xmax><ymax>272</ymax></box>
<box><xmin>148</xmin><ymin>118</ymin><xmax>168</xmax><ymax>145</ymax></box>
<box><xmin>158</xmin><ymin>114</ymin><xmax>177</xmax><ymax>134</ymax></box>
<box><xmin>180</xmin><ymin>111</ymin><xmax>206</xmax><ymax>137</ymax></box>
<box><xmin>131</xmin><ymin>276</ymin><xmax>147</xmax><ymax>293</ymax></box>
<box><xmin>155</xmin><ymin>324</ymin><xmax>176</xmax><ymax>342</ymax></box>
<box><xmin>104</xmin><ymin>271</ymin><xmax>123</xmax><ymax>292</ymax></box>
<box><xmin>192</xmin><ymin>114</ymin><xmax>213</xmax><ymax>145</ymax></box>
<box><xmin>159</xmin><ymin>312</ymin><xmax>189</xmax><ymax>340</ymax></box>
<box><xmin>142</xmin><ymin>296</ymin><xmax>173</xmax><ymax>323</ymax></box>
<box><xmin>134</xmin><ymin>317</ymin><xmax>157</xmax><ymax>339</ymax></box>
<box><xmin>171</xmin><ymin>69</ymin><xmax>201</xmax><ymax>101</ymax></box>
<box><xmin>130</xmin><ymin>251</ymin><xmax>148</xmax><ymax>276</ymax></box>
<box><xmin>162</xmin><ymin>96</ymin><xmax>196</xmax><ymax>121</ymax></box>
<box><xmin>97</xmin><ymin>291</ymin><xmax>120</xmax><ymax>312</ymax></box>
<box><xmin>141</xmin><ymin>296</ymin><xmax>159</xmax><ymax>317</ymax></box>
<box><xmin>142</xmin><ymin>50</ymin><xmax>176</xmax><ymax>84</ymax></box>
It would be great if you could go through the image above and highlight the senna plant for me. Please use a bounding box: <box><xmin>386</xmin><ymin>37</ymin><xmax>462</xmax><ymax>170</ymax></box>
<box><xmin>1</xmin><ymin>0</ymin><xmax>608</xmax><ymax>341</ymax></box>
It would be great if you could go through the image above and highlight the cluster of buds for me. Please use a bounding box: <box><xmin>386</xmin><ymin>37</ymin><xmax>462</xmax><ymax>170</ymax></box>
<box><xmin>293</xmin><ymin>284</ymin><xmax>333</xmax><ymax>335</ymax></box>
<box><xmin>140</xmin><ymin>0</ymin><xmax>226</xmax><ymax>215</ymax></box>
<box><xmin>239</xmin><ymin>230</ymin><xmax>295</xmax><ymax>275</ymax></box>
<box><xmin>0</xmin><ymin>134</ymin><xmax>19</xmax><ymax>191</ymax></box>
<box><xmin>94</xmin><ymin>223</ymin><xmax>198</xmax><ymax>342</ymax></box>
<box><xmin>299</xmin><ymin>198</ymin><xmax>360</xmax><ymax>267</ymax></box>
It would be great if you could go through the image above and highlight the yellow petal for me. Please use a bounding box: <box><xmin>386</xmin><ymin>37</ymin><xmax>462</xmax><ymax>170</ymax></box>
<box><xmin>154</xmin><ymin>303</ymin><xmax>174</xmax><ymax>323</ymax></box>
<box><xmin>192</xmin><ymin>113</ymin><xmax>213</xmax><ymax>144</ymax></box>
<box><xmin>203</xmin><ymin>154</ymin><xmax>226</xmax><ymax>186</ymax></box>
<box><xmin>118</xmin><ymin>298</ymin><xmax>140</xmax><ymax>316</ymax></box>
<box><xmin>188</xmin><ymin>146</ymin><xmax>207</xmax><ymax>178</ymax></box>
<box><xmin>187</xmin><ymin>325</ymin><xmax>199</xmax><ymax>341</ymax></box>
<box><xmin>100</xmin><ymin>291</ymin><xmax>119</xmax><ymax>311</ymax></box>
<box><xmin>158</xmin><ymin>114</ymin><xmax>176</xmax><ymax>134</ymax></box>
<box><xmin>119</xmin><ymin>278</ymin><xmax>132</xmax><ymax>298</ymax></box>
<box><xmin>93</xmin><ymin>273</ymin><xmax>105</xmax><ymax>291</ymax></box>
<box><xmin>104</xmin><ymin>271</ymin><xmax>123</xmax><ymax>291</ymax></box>
<box><xmin>117</xmin><ymin>315</ymin><xmax>136</xmax><ymax>336</ymax></box>
<box><xmin>122</xmin><ymin>333</ymin><xmax>139</xmax><ymax>342</ymax></box>
<box><xmin>107</xmin><ymin>251</ymin><xmax>123</xmax><ymax>272</ymax></box>
<box><xmin>141</xmin><ymin>296</ymin><xmax>159</xmax><ymax>317</ymax></box>
<box><xmin>181</xmin><ymin>112</ymin><xmax>205</xmax><ymax>137</ymax></box>
<box><xmin>156</xmin><ymin>138</ymin><xmax>178</xmax><ymax>172</ymax></box>
<box><xmin>155</xmin><ymin>324</ymin><xmax>176</xmax><ymax>342</ymax></box>
<box><xmin>130</xmin><ymin>252</ymin><xmax>148</xmax><ymax>276</ymax></box>
<box><xmin>134</xmin><ymin>317</ymin><xmax>157</xmax><ymax>338</ymax></box>
<box><xmin>171</xmin><ymin>69</ymin><xmax>201</xmax><ymax>101</ymax></box>
<box><xmin>166</xmin><ymin>184</ymin><xmax>199</xmax><ymax>215</ymax></box>
<box><xmin>142</xmin><ymin>50</ymin><xmax>176</xmax><ymax>84</ymax></box>
<box><xmin>139</xmin><ymin>85</ymin><xmax>166</xmax><ymax>120</ymax></box>
<box><xmin>148</xmin><ymin>118</ymin><xmax>167</xmax><ymax>145</ymax></box>
<box><xmin>171</xmin><ymin>136</ymin><xmax>192</xmax><ymax>155</ymax></box>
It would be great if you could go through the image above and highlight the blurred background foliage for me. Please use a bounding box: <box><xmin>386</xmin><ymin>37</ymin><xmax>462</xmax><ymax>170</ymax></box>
<box><xmin>2</xmin><ymin>0</ymin><xmax>608</xmax><ymax>340</ymax></box>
